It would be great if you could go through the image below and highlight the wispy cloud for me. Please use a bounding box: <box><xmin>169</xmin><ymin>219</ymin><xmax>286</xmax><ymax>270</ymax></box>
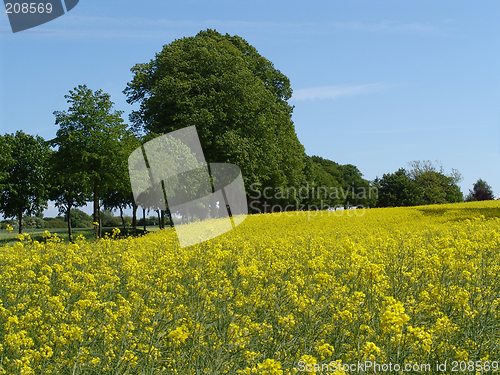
<box><xmin>327</xmin><ymin>20</ymin><xmax>457</xmax><ymax>37</ymax></box>
<box><xmin>291</xmin><ymin>83</ymin><xmax>393</xmax><ymax>101</ymax></box>
<box><xmin>5</xmin><ymin>13</ymin><xmax>458</xmax><ymax>39</ymax></box>
<box><xmin>339</xmin><ymin>125</ymin><xmax>470</xmax><ymax>134</ymax></box>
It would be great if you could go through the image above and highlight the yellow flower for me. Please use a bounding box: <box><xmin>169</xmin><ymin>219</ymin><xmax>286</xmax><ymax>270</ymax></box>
<box><xmin>167</xmin><ymin>324</ymin><xmax>189</xmax><ymax>345</ymax></box>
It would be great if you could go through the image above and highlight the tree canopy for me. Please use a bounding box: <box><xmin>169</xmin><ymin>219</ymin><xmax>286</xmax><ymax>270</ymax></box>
<box><xmin>375</xmin><ymin>168</ymin><xmax>423</xmax><ymax>207</ymax></box>
<box><xmin>466</xmin><ymin>179</ymin><xmax>495</xmax><ymax>201</ymax></box>
<box><xmin>51</xmin><ymin>85</ymin><xmax>130</xmax><ymax>237</ymax></box>
<box><xmin>0</xmin><ymin>131</ymin><xmax>51</xmax><ymax>233</ymax></box>
<box><xmin>376</xmin><ymin>161</ymin><xmax>463</xmax><ymax>207</ymax></box>
<box><xmin>124</xmin><ymin>29</ymin><xmax>305</xmax><ymax>195</ymax></box>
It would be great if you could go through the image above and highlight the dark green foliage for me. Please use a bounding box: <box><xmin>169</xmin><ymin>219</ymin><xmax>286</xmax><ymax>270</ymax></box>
<box><xmin>24</xmin><ymin>216</ymin><xmax>45</xmax><ymax>229</ymax></box>
<box><xmin>0</xmin><ymin>136</ymin><xmax>14</xmax><ymax>201</ymax></box>
<box><xmin>465</xmin><ymin>179</ymin><xmax>495</xmax><ymax>202</ymax></box>
<box><xmin>0</xmin><ymin>131</ymin><xmax>51</xmax><ymax>233</ymax></box>
<box><xmin>301</xmin><ymin>154</ymin><xmax>340</xmax><ymax>208</ymax></box>
<box><xmin>376</xmin><ymin>161</ymin><xmax>464</xmax><ymax>207</ymax></box>
<box><xmin>309</xmin><ymin>156</ymin><xmax>377</xmax><ymax>208</ymax></box>
<box><xmin>0</xmin><ymin>219</ymin><xmax>17</xmax><ymax>230</ymax></box>
<box><xmin>43</xmin><ymin>217</ymin><xmax>67</xmax><ymax>228</ymax></box>
<box><xmin>52</xmin><ymin>85</ymin><xmax>129</xmax><ymax>238</ymax></box>
<box><xmin>102</xmin><ymin>132</ymin><xmax>141</xmax><ymax>232</ymax></box>
<box><xmin>100</xmin><ymin>209</ymin><xmax>122</xmax><ymax>228</ymax></box>
<box><xmin>376</xmin><ymin>168</ymin><xmax>423</xmax><ymax>207</ymax></box>
<box><xmin>124</xmin><ymin>29</ymin><xmax>305</xmax><ymax>196</ymax></box>
<box><xmin>137</xmin><ymin>216</ymin><xmax>158</xmax><ymax>227</ymax></box>
<box><xmin>414</xmin><ymin>171</ymin><xmax>463</xmax><ymax>204</ymax></box>
<box><xmin>64</xmin><ymin>208</ymin><xmax>93</xmax><ymax>228</ymax></box>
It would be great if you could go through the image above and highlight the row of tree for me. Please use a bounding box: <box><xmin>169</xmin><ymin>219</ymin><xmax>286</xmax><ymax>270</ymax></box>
<box><xmin>0</xmin><ymin>208</ymin><xmax>166</xmax><ymax>231</ymax></box>
<box><xmin>0</xmin><ymin>86</ymin><xmax>142</xmax><ymax>238</ymax></box>
<box><xmin>374</xmin><ymin>161</ymin><xmax>495</xmax><ymax>207</ymax></box>
<box><xmin>0</xmin><ymin>29</ymin><xmax>495</xmax><ymax>236</ymax></box>
<box><xmin>0</xmin><ymin>123</ymin><xmax>494</xmax><ymax>236</ymax></box>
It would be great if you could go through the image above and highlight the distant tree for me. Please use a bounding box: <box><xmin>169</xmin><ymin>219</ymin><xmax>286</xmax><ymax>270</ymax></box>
<box><xmin>376</xmin><ymin>168</ymin><xmax>423</xmax><ymax>207</ymax></box>
<box><xmin>0</xmin><ymin>219</ymin><xmax>18</xmax><ymax>230</ymax></box>
<box><xmin>43</xmin><ymin>217</ymin><xmax>66</xmax><ymax>228</ymax></box>
<box><xmin>0</xmin><ymin>131</ymin><xmax>51</xmax><ymax>233</ymax></box>
<box><xmin>311</xmin><ymin>156</ymin><xmax>344</xmax><ymax>183</ymax></box>
<box><xmin>311</xmin><ymin>156</ymin><xmax>376</xmax><ymax>208</ymax></box>
<box><xmin>100</xmin><ymin>209</ymin><xmax>122</xmax><ymax>228</ymax></box>
<box><xmin>64</xmin><ymin>208</ymin><xmax>93</xmax><ymax>228</ymax></box>
<box><xmin>408</xmin><ymin>160</ymin><xmax>463</xmax><ymax>204</ymax></box>
<box><xmin>24</xmin><ymin>216</ymin><xmax>45</xmax><ymax>229</ymax></box>
<box><xmin>465</xmin><ymin>179</ymin><xmax>495</xmax><ymax>201</ymax></box>
<box><xmin>339</xmin><ymin>164</ymin><xmax>376</xmax><ymax>208</ymax></box>
<box><xmin>300</xmin><ymin>154</ymin><xmax>340</xmax><ymax>209</ymax></box>
<box><xmin>413</xmin><ymin>171</ymin><xmax>463</xmax><ymax>204</ymax></box>
<box><xmin>52</xmin><ymin>85</ymin><xmax>129</xmax><ymax>238</ymax></box>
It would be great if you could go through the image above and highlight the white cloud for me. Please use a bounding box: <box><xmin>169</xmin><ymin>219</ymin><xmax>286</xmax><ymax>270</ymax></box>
<box><xmin>291</xmin><ymin>83</ymin><xmax>393</xmax><ymax>101</ymax></box>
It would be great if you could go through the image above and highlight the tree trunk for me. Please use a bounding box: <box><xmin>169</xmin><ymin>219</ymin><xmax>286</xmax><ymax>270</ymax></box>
<box><xmin>93</xmin><ymin>181</ymin><xmax>99</xmax><ymax>239</ymax></box>
<box><xmin>132</xmin><ymin>201</ymin><xmax>137</xmax><ymax>235</ymax></box>
<box><xmin>67</xmin><ymin>203</ymin><xmax>73</xmax><ymax>242</ymax></box>
<box><xmin>98</xmin><ymin>204</ymin><xmax>102</xmax><ymax>238</ymax></box>
<box><xmin>166</xmin><ymin>206</ymin><xmax>173</xmax><ymax>228</ymax></box>
<box><xmin>120</xmin><ymin>206</ymin><xmax>126</xmax><ymax>232</ymax></box>
<box><xmin>157</xmin><ymin>210</ymin><xmax>161</xmax><ymax>229</ymax></box>
<box><xmin>18</xmin><ymin>208</ymin><xmax>23</xmax><ymax>234</ymax></box>
<box><xmin>143</xmin><ymin>209</ymin><xmax>146</xmax><ymax>232</ymax></box>
<box><xmin>160</xmin><ymin>210</ymin><xmax>165</xmax><ymax>229</ymax></box>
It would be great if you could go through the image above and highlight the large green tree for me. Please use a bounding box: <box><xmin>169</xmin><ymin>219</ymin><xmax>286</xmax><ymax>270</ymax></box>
<box><xmin>124</xmin><ymin>29</ymin><xmax>305</xmax><ymax>200</ymax></box>
<box><xmin>102</xmin><ymin>131</ymin><xmax>141</xmax><ymax>232</ymax></box>
<box><xmin>51</xmin><ymin>85</ymin><xmax>129</xmax><ymax>238</ymax></box>
<box><xmin>0</xmin><ymin>131</ymin><xmax>51</xmax><ymax>233</ymax></box>
<box><xmin>47</xmin><ymin>148</ymin><xmax>89</xmax><ymax>242</ymax></box>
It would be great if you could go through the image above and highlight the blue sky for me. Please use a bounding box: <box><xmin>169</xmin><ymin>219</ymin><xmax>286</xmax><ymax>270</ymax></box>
<box><xmin>1</xmin><ymin>0</ymin><xmax>499</xmax><ymax>218</ymax></box>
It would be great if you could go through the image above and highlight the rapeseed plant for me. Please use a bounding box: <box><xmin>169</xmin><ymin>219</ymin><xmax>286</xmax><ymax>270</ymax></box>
<box><xmin>0</xmin><ymin>201</ymin><xmax>499</xmax><ymax>373</ymax></box>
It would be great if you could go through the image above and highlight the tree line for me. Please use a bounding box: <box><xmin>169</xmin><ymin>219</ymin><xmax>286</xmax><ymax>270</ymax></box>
<box><xmin>0</xmin><ymin>29</ymin><xmax>495</xmax><ymax>236</ymax></box>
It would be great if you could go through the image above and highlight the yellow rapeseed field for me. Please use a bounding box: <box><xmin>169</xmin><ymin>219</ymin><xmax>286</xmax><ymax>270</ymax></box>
<box><xmin>1</xmin><ymin>201</ymin><xmax>500</xmax><ymax>374</ymax></box>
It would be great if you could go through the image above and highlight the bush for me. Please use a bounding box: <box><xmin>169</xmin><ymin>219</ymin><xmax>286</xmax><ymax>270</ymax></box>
<box><xmin>44</xmin><ymin>217</ymin><xmax>67</xmax><ymax>228</ymax></box>
<box><xmin>24</xmin><ymin>216</ymin><xmax>45</xmax><ymax>229</ymax></box>
<box><xmin>101</xmin><ymin>210</ymin><xmax>122</xmax><ymax>228</ymax></box>
<box><xmin>65</xmin><ymin>209</ymin><xmax>93</xmax><ymax>228</ymax></box>
<box><xmin>137</xmin><ymin>216</ymin><xmax>157</xmax><ymax>227</ymax></box>
<box><xmin>0</xmin><ymin>220</ymin><xmax>18</xmax><ymax>230</ymax></box>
